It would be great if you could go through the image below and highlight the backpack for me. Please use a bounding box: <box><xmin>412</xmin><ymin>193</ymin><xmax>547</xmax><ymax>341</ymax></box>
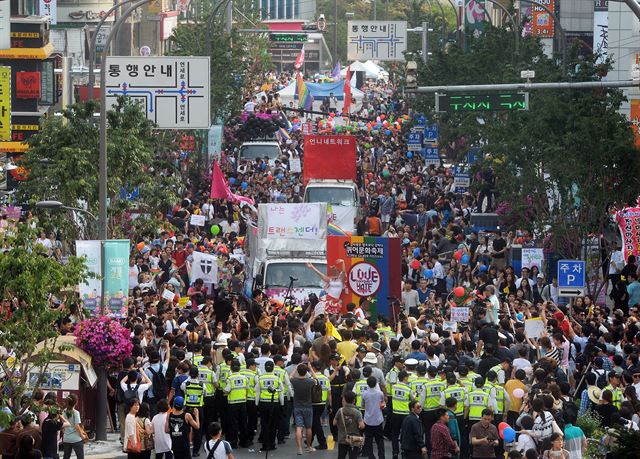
<box><xmin>594</xmin><ymin>369</ymin><xmax>608</xmax><ymax>389</ymax></box>
<box><xmin>124</xmin><ymin>383</ymin><xmax>141</xmax><ymax>411</ymax></box>
<box><xmin>148</xmin><ymin>367</ymin><xmax>168</xmax><ymax>399</ymax></box>
<box><xmin>311</xmin><ymin>380</ymin><xmax>323</xmax><ymax>404</ymax></box>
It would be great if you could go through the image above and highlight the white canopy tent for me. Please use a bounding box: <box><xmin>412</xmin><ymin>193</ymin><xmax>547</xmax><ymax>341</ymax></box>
<box><xmin>275</xmin><ymin>81</ymin><xmax>366</xmax><ymax>113</ymax></box>
<box><xmin>340</xmin><ymin>60</ymin><xmax>386</xmax><ymax>79</ymax></box>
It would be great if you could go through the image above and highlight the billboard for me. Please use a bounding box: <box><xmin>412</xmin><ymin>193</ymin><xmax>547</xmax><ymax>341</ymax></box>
<box><xmin>532</xmin><ymin>0</ymin><xmax>555</xmax><ymax>38</ymax></box>
<box><xmin>303</xmin><ymin>135</ymin><xmax>357</xmax><ymax>184</ymax></box>
<box><xmin>593</xmin><ymin>0</ymin><xmax>608</xmax><ymax>63</ymax></box>
<box><xmin>105</xmin><ymin>56</ymin><xmax>210</xmax><ymax>129</ymax></box>
<box><xmin>326</xmin><ymin>236</ymin><xmax>401</xmax><ymax>320</ymax></box>
<box><xmin>347</xmin><ymin>21</ymin><xmax>407</xmax><ymax>61</ymax></box>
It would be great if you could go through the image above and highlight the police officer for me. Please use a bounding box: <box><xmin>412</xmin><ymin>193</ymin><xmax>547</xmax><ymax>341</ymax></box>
<box><xmin>410</xmin><ymin>365</ymin><xmax>429</xmax><ymax>409</ymax></box>
<box><xmin>391</xmin><ymin>370</ymin><xmax>414</xmax><ymax>459</ymax></box>
<box><xmin>486</xmin><ymin>370</ymin><xmax>508</xmax><ymax>421</ymax></box>
<box><xmin>273</xmin><ymin>355</ymin><xmax>293</xmax><ymax>444</ymax></box>
<box><xmin>240</xmin><ymin>358</ymin><xmax>258</xmax><ymax>445</ymax></box>
<box><xmin>215</xmin><ymin>350</ymin><xmax>233</xmax><ymax>431</ymax></box>
<box><xmin>441</xmin><ymin>372</ymin><xmax>468</xmax><ymax>458</ymax></box>
<box><xmin>384</xmin><ymin>355</ymin><xmax>404</xmax><ymax>438</ymax></box>
<box><xmin>327</xmin><ymin>352</ymin><xmax>349</xmax><ymax>440</ymax></box>
<box><xmin>198</xmin><ymin>356</ymin><xmax>218</xmax><ymax>435</ymax></box>
<box><xmin>311</xmin><ymin>361</ymin><xmax>329</xmax><ymax>450</ymax></box>
<box><xmin>603</xmin><ymin>372</ymin><xmax>624</xmax><ymax>409</ymax></box>
<box><xmin>465</xmin><ymin>377</ymin><xmax>497</xmax><ymax>428</ymax></box>
<box><xmin>224</xmin><ymin>359</ymin><xmax>249</xmax><ymax>449</ymax></box>
<box><xmin>423</xmin><ymin>366</ymin><xmax>446</xmax><ymax>452</ymax></box>
<box><xmin>255</xmin><ymin>360</ymin><xmax>283</xmax><ymax>452</ymax></box>
<box><xmin>183</xmin><ymin>366</ymin><xmax>205</xmax><ymax>456</ymax></box>
<box><xmin>353</xmin><ymin>366</ymin><xmax>372</xmax><ymax>412</ymax></box>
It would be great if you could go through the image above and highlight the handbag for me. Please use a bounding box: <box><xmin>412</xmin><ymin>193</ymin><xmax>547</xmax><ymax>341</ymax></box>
<box><xmin>138</xmin><ymin>417</ymin><xmax>154</xmax><ymax>451</ymax></box>
<box><xmin>340</xmin><ymin>409</ymin><xmax>364</xmax><ymax>448</ymax></box>
<box><xmin>126</xmin><ymin>420</ymin><xmax>142</xmax><ymax>453</ymax></box>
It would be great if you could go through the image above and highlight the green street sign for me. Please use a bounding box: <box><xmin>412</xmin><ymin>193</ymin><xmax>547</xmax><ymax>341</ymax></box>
<box><xmin>435</xmin><ymin>92</ymin><xmax>529</xmax><ymax>113</ymax></box>
<box><xmin>269</xmin><ymin>33</ymin><xmax>308</xmax><ymax>43</ymax></box>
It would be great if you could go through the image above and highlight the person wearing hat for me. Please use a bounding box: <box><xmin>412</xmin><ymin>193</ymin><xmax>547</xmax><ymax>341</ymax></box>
<box><xmin>255</xmin><ymin>360</ymin><xmax>284</xmax><ymax>452</ymax></box>
<box><xmin>273</xmin><ymin>355</ymin><xmax>294</xmax><ymax>444</ymax></box>
<box><xmin>167</xmin><ymin>396</ymin><xmax>199</xmax><ymax>459</ymax></box>
<box><xmin>423</xmin><ymin>366</ymin><xmax>446</xmax><ymax>452</ymax></box>
<box><xmin>391</xmin><ymin>370</ymin><xmax>415</xmax><ymax>459</ymax></box>
<box><xmin>181</xmin><ymin>366</ymin><xmax>206</xmax><ymax>456</ymax></box>
<box><xmin>224</xmin><ymin>360</ymin><xmax>249</xmax><ymax>449</ymax></box>
<box><xmin>354</xmin><ymin>366</ymin><xmax>374</xmax><ymax>413</ymax></box>
<box><xmin>327</xmin><ymin>352</ymin><xmax>350</xmax><ymax>440</ymax></box>
<box><xmin>602</xmin><ymin>372</ymin><xmax>624</xmax><ymax>409</ymax></box>
<box><xmin>488</xmin><ymin>358</ymin><xmax>511</xmax><ymax>386</ymax></box>
<box><xmin>350</xmin><ymin>344</ymin><xmax>369</xmax><ymax>369</ymax></box>
<box><xmin>362</xmin><ymin>351</ymin><xmax>386</xmax><ymax>393</ymax></box>
<box><xmin>485</xmin><ymin>370</ymin><xmax>508</xmax><ymax>428</ymax></box>
<box><xmin>578</xmin><ymin>373</ymin><xmax>601</xmax><ymax>416</ymax></box>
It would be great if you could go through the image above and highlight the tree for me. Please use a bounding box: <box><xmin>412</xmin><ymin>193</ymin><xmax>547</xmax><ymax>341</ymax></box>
<box><xmin>16</xmin><ymin>99</ymin><xmax>181</xmax><ymax>241</ymax></box>
<box><xmin>414</xmin><ymin>27</ymin><xmax>640</xmax><ymax>296</ymax></box>
<box><xmin>0</xmin><ymin>224</ymin><xmax>89</xmax><ymax>426</ymax></box>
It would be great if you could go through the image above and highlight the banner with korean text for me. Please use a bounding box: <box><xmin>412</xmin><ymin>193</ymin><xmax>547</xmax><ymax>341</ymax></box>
<box><xmin>103</xmin><ymin>240</ymin><xmax>130</xmax><ymax>316</ymax></box>
<box><xmin>75</xmin><ymin>240</ymin><xmax>102</xmax><ymax>312</ymax></box>
<box><xmin>261</xmin><ymin>203</ymin><xmax>327</xmax><ymax>240</ymax></box>
<box><xmin>303</xmin><ymin>135</ymin><xmax>356</xmax><ymax>184</ymax></box>
<box><xmin>326</xmin><ymin>236</ymin><xmax>401</xmax><ymax>320</ymax></box>
<box><xmin>616</xmin><ymin>204</ymin><xmax>640</xmax><ymax>261</ymax></box>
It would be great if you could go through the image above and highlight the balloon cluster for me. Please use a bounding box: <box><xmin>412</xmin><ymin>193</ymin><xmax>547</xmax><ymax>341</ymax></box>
<box><xmin>453</xmin><ymin>249</ymin><xmax>470</xmax><ymax>265</ymax></box>
<box><xmin>364</xmin><ymin>113</ymin><xmax>410</xmax><ymax>134</ymax></box>
<box><xmin>233</xmin><ymin>114</ymin><xmax>287</xmax><ymax>141</ymax></box>
<box><xmin>498</xmin><ymin>422</ymin><xmax>517</xmax><ymax>443</ymax></box>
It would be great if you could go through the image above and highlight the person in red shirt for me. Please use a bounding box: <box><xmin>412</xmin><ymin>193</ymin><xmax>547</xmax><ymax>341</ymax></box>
<box><xmin>172</xmin><ymin>240</ymin><xmax>189</xmax><ymax>288</ymax></box>
<box><xmin>430</xmin><ymin>408</ymin><xmax>459</xmax><ymax>459</ymax></box>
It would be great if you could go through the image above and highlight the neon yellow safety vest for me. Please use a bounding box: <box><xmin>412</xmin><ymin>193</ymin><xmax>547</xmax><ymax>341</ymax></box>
<box><xmin>184</xmin><ymin>380</ymin><xmax>204</xmax><ymax>407</ymax></box>
<box><xmin>217</xmin><ymin>363</ymin><xmax>231</xmax><ymax>391</ymax></box>
<box><xmin>258</xmin><ymin>373</ymin><xmax>281</xmax><ymax>402</ymax></box>
<box><xmin>273</xmin><ymin>366</ymin><xmax>288</xmax><ymax>397</ymax></box>
<box><xmin>386</xmin><ymin>366</ymin><xmax>399</xmax><ymax>394</ymax></box>
<box><xmin>442</xmin><ymin>384</ymin><xmax>466</xmax><ymax>416</ymax></box>
<box><xmin>604</xmin><ymin>384</ymin><xmax>623</xmax><ymax>409</ymax></box>
<box><xmin>392</xmin><ymin>382</ymin><xmax>412</xmax><ymax>415</ymax></box>
<box><xmin>240</xmin><ymin>369</ymin><xmax>257</xmax><ymax>400</ymax></box>
<box><xmin>467</xmin><ymin>389</ymin><xmax>489</xmax><ymax>421</ymax></box>
<box><xmin>459</xmin><ymin>376</ymin><xmax>474</xmax><ymax>393</ymax></box>
<box><xmin>197</xmin><ymin>366</ymin><xmax>215</xmax><ymax>396</ymax></box>
<box><xmin>314</xmin><ymin>374</ymin><xmax>330</xmax><ymax>405</ymax></box>
<box><xmin>410</xmin><ymin>377</ymin><xmax>429</xmax><ymax>402</ymax></box>
<box><xmin>193</xmin><ymin>355</ymin><xmax>204</xmax><ymax>367</ymax></box>
<box><xmin>424</xmin><ymin>379</ymin><xmax>446</xmax><ymax>410</ymax></box>
<box><xmin>489</xmin><ymin>365</ymin><xmax>504</xmax><ymax>384</ymax></box>
<box><xmin>226</xmin><ymin>373</ymin><xmax>248</xmax><ymax>404</ymax></box>
<box><xmin>378</xmin><ymin>326</ymin><xmax>393</xmax><ymax>340</ymax></box>
<box><xmin>468</xmin><ymin>371</ymin><xmax>480</xmax><ymax>384</ymax></box>
<box><xmin>487</xmin><ymin>382</ymin><xmax>504</xmax><ymax>413</ymax></box>
<box><xmin>231</xmin><ymin>352</ymin><xmax>246</xmax><ymax>369</ymax></box>
<box><xmin>353</xmin><ymin>380</ymin><xmax>368</xmax><ymax>409</ymax></box>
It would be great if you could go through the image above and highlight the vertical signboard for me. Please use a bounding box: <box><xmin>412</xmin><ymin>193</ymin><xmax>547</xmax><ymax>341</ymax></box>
<box><xmin>631</xmin><ymin>99</ymin><xmax>640</xmax><ymax>149</ymax></box>
<box><xmin>103</xmin><ymin>240</ymin><xmax>130</xmax><ymax>315</ymax></box>
<box><xmin>0</xmin><ymin>66</ymin><xmax>9</xmax><ymax>141</ymax></box>
<box><xmin>0</xmin><ymin>1</ymin><xmax>9</xmax><ymax>50</ymax></box>
<box><xmin>532</xmin><ymin>0</ymin><xmax>555</xmax><ymax>38</ymax></box>
<box><xmin>39</xmin><ymin>61</ymin><xmax>55</xmax><ymax>105</ymax></box>
<box><xmin>464</xmin><ymin>0</ymin><xmax>486</xmax><ymax>39</ymax></box>
<box><xmin>617</xmin><ymin>205</ymin><xmax>640</xmax><ymax>262</ymax></box>
<box><xmin>39</xmin><ymin>0</ymin><xmax>57</xmax><ymax>24</ymax></box>
<box><xmin>207</xmin><ymin>124</ymin><xmax>223</xmax><ymax>161</ymax></box>
<box><xmin>593</xmin><ymin>0</ymin><xmax>608</xmax><ymax>63</ymax></box>
<box><xmin>326</xmin><ymin>236</ymin><xmax>401</xmax><ymax>320</ymax></box>
<box><xmin>75</xmin><ymin>240</ymin><xmax>102</xmax><ymax>312</ymax></box>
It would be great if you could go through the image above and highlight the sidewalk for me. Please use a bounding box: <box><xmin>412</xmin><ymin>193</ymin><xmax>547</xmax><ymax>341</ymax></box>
<box><xmin>85</xmin><ymin>433</ymin><xmax>127</xmax><ymax>459</ymax></box>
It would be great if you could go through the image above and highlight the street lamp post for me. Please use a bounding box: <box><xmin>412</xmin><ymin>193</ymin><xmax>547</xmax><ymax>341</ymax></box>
<box><xmin>35</xmin><ymin>201</ymin><xmax>98</xmax><ymax>238</ymax></box>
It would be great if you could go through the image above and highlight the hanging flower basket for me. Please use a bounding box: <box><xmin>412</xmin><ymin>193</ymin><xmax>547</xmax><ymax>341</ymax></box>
<box><xmin>74</xmin><ymin>316</ymin><xmax>133</xmax><ymax>370</ymax></box>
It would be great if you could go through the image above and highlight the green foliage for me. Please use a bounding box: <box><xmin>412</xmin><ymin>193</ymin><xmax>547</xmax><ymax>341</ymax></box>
<box><xmin>16</xmin><ymin>99</ymin><xmax>180</xmax><ymax>241</ymax></box>
<box><xmin>414</xmin><ymin>27</ymin><xmax>640</xmax><ymax>295</ymax></box>
<box><xmin>168</xmin><ymin>7</ymin><xmax>272</xmax><ymax>118</ymax></box>
<box><xmin>0</xmin><ymin>224</ymin><xmax>89</xmax><ymax>423</ymax></box>
<box><xmin>611</xmin><ymin>426</ymin><xmax>640</xmax><ymax>458</ymax></box>
<box><xmin>577</xmin><ymin>411</ymin><xmax>603</xmax><ymax>438</ymax></box>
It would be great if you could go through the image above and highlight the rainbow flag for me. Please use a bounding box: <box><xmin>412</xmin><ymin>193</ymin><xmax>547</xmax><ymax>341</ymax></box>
<box><xmin>327</xmin><ymin>221</ymin><xmax>351</xmax><ymax>236</ymax></box>
<box><xmin>296</xmin><ymin>72</ymin><xmax>314</xmax><ymax>110</ymax></box>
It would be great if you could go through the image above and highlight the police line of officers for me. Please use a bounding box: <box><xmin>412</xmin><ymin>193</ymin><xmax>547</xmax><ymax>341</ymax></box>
<box><xmin>181</xmin><ymin>345</ymin><xmax>512</xmax><ymax>458</ymax></box>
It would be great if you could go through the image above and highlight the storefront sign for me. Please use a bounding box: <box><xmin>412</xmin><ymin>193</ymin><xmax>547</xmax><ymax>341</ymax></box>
<box><xmin>16</xmin><ymin>72</ymin><xmax>41</xmax><ymax>99</ymax></box>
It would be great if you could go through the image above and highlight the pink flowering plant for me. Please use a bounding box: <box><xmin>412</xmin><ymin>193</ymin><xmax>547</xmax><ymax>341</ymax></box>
<box><xmin>74</xmin><ymin>316</ymin><xmax>133</xmax><ymax>370</ymax></box>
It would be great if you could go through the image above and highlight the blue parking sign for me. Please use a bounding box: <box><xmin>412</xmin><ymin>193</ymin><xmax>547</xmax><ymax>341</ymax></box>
<box><xmin>557</xmin><ymin>260</ymin><xmax>586</xmax><ymax>288</ymax></box>
<box><xmin>424</xmin><ymin>123</ymin><xmax>439</xmax><ymax>143</ymax></box>
<box><xmin>407</xmin><ymin>132</ymin><xmax>422</xmax><ymax>151</ymax></box>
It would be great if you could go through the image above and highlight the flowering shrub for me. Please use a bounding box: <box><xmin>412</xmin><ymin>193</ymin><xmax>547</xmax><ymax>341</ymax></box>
<box><xmin>74</xmin><ymin>316</ymin><xmax>133</xmax><ymax>370</ymax></box>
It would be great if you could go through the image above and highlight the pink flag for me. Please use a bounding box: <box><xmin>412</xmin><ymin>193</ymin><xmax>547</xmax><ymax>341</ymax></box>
<box><xmin>210</xmin><ymin>160</ymin><xmax>255</xmax><ymax>205</ymax></box>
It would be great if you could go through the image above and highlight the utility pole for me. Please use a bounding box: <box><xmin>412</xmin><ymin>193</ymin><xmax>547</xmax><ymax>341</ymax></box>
<box><xmin>333</xmin><ymin>0</ymin><xmax>338</xmax><ymax>64</ymax></box>
<box><xmin>421</xmin><ymin>21</ymin><xmax>428</xmax><ymax>63</ymax></box>
<box><xmin>225</xmin><ymin>0</ymin><xmax>233</xmax><ymax>34</ymax></box>
<box><xmin>624</xmin><ymin>0</ymin><xmax>640</xmax><ymax>20</ymax></box>
<box><xmin>373</xmin><ymin>0</ymin><xmax>376</xmax><ymax>20</ymax></box>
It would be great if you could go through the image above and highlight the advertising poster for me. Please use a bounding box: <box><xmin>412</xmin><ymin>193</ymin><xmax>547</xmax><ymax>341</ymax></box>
<box><xmin>631</xmin><ymin>99</ymin><xmax>640</xmax><ymax>148</ymax></box>
<box><xmin>532</xmin><ymin>0</ymin><xmax>555</xmax><ymax>38</ymax></box>
<box><xmin>616</xmin><ymin>204</ymin><xmax>640</xmax><ymax>261</ymax></box>
<box><xmin>303</xmin><ymin>135</ymin><xmax>356</xmax><ymax>184</ymax></box>
<box><xmin>326</xmin><ymin>236</ymin><xmax>401</xmax><ymax>320</ymax></box>
<box><xmin>16</xmin><ymin>72</ymin><xmax>41</xmax><ymax>99</ymax></box>
<box><xmin>75</xmin><ymin>240</ymin><xmax>102</xmax><ymax>312</ymax></box>
<box><xmin>521</xmin><ymin>248</ymin><xmax>544</xmax><ymax>271</ymax></box>
<box><xmin>103</xmin><ymin>240</ymin><xmax>130</xmax><ymax>315</ymax></box>
<box><xmin>263</xmin><ymin>203</ymin><xmax>325</xmax><ymax>239</ymax></box>
<box><xmin>464</xmin><ymin>0</ymin><xmax>486</xmax><ymax>39</ymax></box>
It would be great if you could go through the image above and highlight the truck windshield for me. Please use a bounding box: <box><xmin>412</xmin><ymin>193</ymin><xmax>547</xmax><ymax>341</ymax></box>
<box><xmin>239</xmin><ymin>144</ymin><xmax>280</xmax><ymax>161</ymax></box>
<box><xmin>265</xmin><ymin>262</ymin><xmax>327</xmax><ymax>288</ymax></box>
<box><xmin>305</xmin><ymin>187</ymin><xmax>355</xmax><ymax>206</ymax></box>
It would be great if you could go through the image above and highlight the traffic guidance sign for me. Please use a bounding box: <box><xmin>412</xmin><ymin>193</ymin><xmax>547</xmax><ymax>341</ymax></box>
<box><xmin>407</xmin><ymin>132</ymin><xmax>422</xmax><ymax>151</ymax></box>
<box><xmin>557</xmin><ymin>259</ymin><xmax>585</xmax><ymax>297</ymax></box>
<box><xmin>105</xmin><ymin>56</ymin><xmax>210</xmax><ymax>129</ymax></box>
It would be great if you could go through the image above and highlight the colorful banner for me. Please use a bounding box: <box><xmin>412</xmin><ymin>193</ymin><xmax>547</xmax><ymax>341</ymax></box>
<box><xmin>464</xmin><ymin>0</ymin><xmax>486</xmax><ymax>43</ymax></box>
<box><xmin>303</xmin><ymin>135</ymin><xmax>356</xmax><ymax>184</ymax></box>
<box><xmin>532</xmin><ymin>0</ymin><xmax>555</xmax><ymax>38</ymax></box>
<box><xmin>207</xmin><ymin>124</ymin><xmax>223</xmax><ymax>161</ymax></box>
<box><xmin>631</xmin><ymin>99</ymin><xmax>640</xmax><ymax>149</ymax></box>
<box><xmin>75</xmin><ymin>240</ymin><xmax>102</xmax><ymax>312</ymax></box>
<box><xmin>521</xmin><ymin>248</ymin><xmax>544</xmax><ymax>271</ymax></box>
<box><xmin>103</xmin><ymin>240</ymin><xmax>130</xmax><ymax>315</ymax></box>
<box><xmin>326</xmin><ymin>236</ymin><xmax>401</xmax><ymax>320</ymax></box>
<box><xmin>616</xmin><ymin>205</ymin><xmax>640</xmax><ymax>261</ymax></box>
<box><xmin>262</xmin><ymin>203</ymin><xmax>325</xmax><ymax>239</ymax></box>
<box><xmin>16</xmin><ymin>72</ymin><xmax>41</xmax><ymax>99</ymax></box>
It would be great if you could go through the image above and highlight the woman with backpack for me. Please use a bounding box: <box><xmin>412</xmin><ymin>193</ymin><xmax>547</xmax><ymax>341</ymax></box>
<box><xmin>203</xmin><ymin>422</ymin><xmax>234</xmax><ymax>459</ymax></box>
<box><xmin>136</xmin><ymin>403</ymin><xmax>154</xmax><ymax>459</ymax></box>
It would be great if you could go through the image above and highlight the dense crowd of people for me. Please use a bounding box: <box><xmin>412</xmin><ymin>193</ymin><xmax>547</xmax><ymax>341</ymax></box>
<box><xmin>1</xmin><ymin>70</ymin><xmax>640</xmax><ymax>459</ymax></box>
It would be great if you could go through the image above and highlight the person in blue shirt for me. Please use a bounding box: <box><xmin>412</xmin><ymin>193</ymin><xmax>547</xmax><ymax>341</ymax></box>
<box><xmin>169</xmin><ymin>361</ymin><xmax>190</xmax><ymax>403</ymax></box>
<box><xmin>407</xmin><ymin>340</ymin><xmax>428</xmax><ymax>362</ymax></box>
<box><xmin>627</xmin><ymin>272</ymin><xmax>640</xmax><ymax>307</ymax></box>
<box><xmin>417</xmin><ymin>278</ymin><xmax>432</xmax><ymax>305</ymax></box>
<box><xmin>444</xmin><ymin>397</ymin><xmax>460</xmax><ymax>448</ymax></box>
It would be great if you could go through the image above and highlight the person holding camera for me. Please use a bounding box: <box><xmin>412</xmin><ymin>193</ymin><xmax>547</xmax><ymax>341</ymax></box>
<box><xmin>333</xmin><ymin>391</ymin><xmax>365</xmax><ymax>459</ymax></box>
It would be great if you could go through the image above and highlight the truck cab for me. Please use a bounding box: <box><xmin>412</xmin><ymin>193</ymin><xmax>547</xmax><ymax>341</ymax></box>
<box><xmin>257</xmin><ymin>256</ymin><xmax>327</xmax><ymax>307</ymax></box>
<box><xmin>237</xmin><ymin>141</ymin><xmax>282</xmax><ymax>169</ymax></box>
<box><xmin>303</xmin><ymin>179</ymin><xmax>363</xmax><ymax>235</ymax></box>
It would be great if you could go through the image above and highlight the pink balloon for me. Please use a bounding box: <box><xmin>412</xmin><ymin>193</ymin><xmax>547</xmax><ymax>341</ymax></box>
<box><xmin>513</xmin><ymin>388</ymin><xmax>525</xmax><ymax>399</ymax></box>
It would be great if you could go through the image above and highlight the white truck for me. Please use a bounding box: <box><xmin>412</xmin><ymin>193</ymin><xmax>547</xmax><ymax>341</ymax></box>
<box><xmin>303</xmin><ymin>179</ymin><xmax>363</xmax><ymax>235</ymax></box>
<box><xmin>244</xmin><ymin>203</ymin><xmax>328</xmax><ymax>307</ymax></box>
